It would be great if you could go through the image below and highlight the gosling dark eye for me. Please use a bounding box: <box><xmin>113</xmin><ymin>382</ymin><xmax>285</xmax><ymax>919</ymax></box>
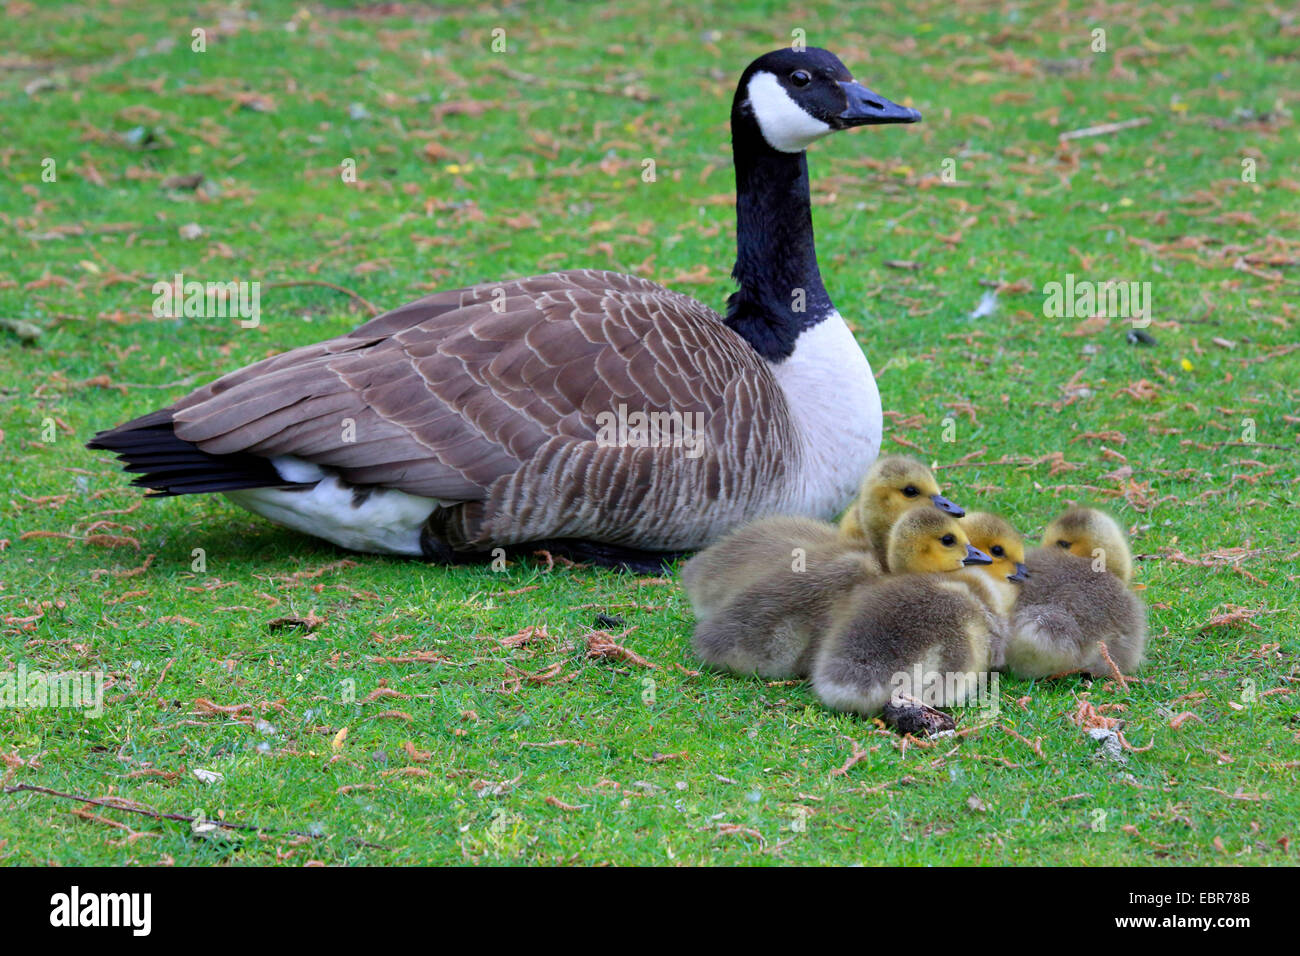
<box><xmin>790</xmin><ymin>70</ymin><xmax>812</xmax><ymax>87</ymax></box>
<box><xmin>992</xmin><ymin>546</ymin><xmax>1005</xmax><ymax>557</ymax></box>
<box><xmin>902</xmin><ymin>486</ymin><xmax>920</xmax><ymax>498</ymax></box>
<box><xmin>941</xmin><ymin>534</ymin><xmax>955</xmax><ymax>547</ymax></box>
<box><xmin>1057</xmin><ymin>540</ymin><xmax>1071</xmax><ymax>548</ymax></box>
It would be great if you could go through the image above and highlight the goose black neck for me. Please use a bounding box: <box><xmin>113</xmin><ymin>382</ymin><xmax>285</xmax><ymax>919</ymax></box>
<box><xmin>725</xmin><ymin>120</ymin><xmax>833</xmax><ymax>363</ymax></box>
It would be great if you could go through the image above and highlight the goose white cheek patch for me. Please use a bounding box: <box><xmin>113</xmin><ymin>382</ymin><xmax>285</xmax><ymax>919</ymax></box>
<box><xmin>747</xmin><ymin>71</ymin><xmax>832</xmax><ymax>152</ymax></box>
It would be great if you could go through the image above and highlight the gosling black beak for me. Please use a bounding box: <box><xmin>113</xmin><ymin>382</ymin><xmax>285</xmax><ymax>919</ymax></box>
<box><xmin>837</xmin><ymin>81</ymin><xmax>922</xmax><ymax>128</ymax></box>
<box><xmin>962</xmin><ymin>545</ymin><xmax>993</xmax><ymax>566</ymax></box>
<box><xmin>1007</xmin><ymin>562</ymin><xmax>1030</xmax><ymax>583</ymax></box>
<box><xmin>931</xmin><ymin>494</ymin><xmax>965</xmax><ymax>518</ymax></box>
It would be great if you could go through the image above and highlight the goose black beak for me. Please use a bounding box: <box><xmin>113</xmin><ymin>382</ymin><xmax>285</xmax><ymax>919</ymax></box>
<box><xmin>962</xmin><ymin>545</ymin><xmax>993</xmax><ymax>566</ymax></box>
<box><xmin>837</xmin><ymin>81</ymin><xmax>922</xmax><ymax>127</ymax></box>
<box><xmin>1007</xmin><ymin>562</ymin><xmax>1031</xmax><ymax>583</ymax></box>
<box><xmin>931</xmin><ymin>494</ymin><xmax>964</xmax><ymax>517</ymax></box>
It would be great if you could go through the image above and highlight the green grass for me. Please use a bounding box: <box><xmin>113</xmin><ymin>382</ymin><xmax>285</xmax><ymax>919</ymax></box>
<box><xmin>1</xmin><ymin>0</ymin><xmax>1297</xmax><ymax>865</ymax></box>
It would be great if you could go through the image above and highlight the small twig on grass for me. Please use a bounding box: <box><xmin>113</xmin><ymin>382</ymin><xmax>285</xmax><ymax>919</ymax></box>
<box><xmin>829</xmin><ymin>735</ymin><xmax>875</xmax><ymax>777</ymax></box>
<box><xmin>70</xmin><ymin>805</ymin><xmax>158</xmax><ymax>844</ymax></box>
<box><xmin>1058</xmin><ymin>116</ymin><xmax>1151</xmax><ymax>141</ymax></box>
<box><xmin>263</xmin><ymin>280</ymin><xmax>380</xmax><ymax>316</ymax></box>
<box><xmin>585</xmin><ymin>628</ymin><xmax>656</xmax><ymax>668</ymax></box>
<box><xmin>1001</xmin><ymin>725</ymin><xmax>1047</xmax><ymax>760</ymax></box>
<box><xmin>494</xmin><ymin>64</ymin><xmax>657</xmax><ymax>102</ymax></box>
<box><xmin>1095</xmin><ymin>641</ymin><xmax>1129</xmax><ymax>690</ymax></box>
<box><xmin>972</xmin><ymin>754</ymin><xmax>1023</xmax><ymax>769</ymax></box>
<box><xmin>2</xmin><ymin>783</ymin><xmax>388</xmax><ymax>849</ymax></box>
<box><xmin>1118</xmin><ymin>731</ymin><xmax>1154</xmax><ymax>752</ymax></box>
<box><xmin>146</xmin><ymin>657</ymin><xmax>175</xmax><ymax>699</ymax></box>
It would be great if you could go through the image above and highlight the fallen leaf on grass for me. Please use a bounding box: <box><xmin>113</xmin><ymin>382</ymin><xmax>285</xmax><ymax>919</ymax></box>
<box><xmin>472</xmin><ymin>774</ymin><xmax>523</xmax><ymax>797</ymax></box>
<box><xmin>642</xmin><ymin>751</ymin><xmax>687</xmax><ymax>764</ymax></box>
<box><xmin>361</xmin><ymin>686</ymin><xmax>410</xmax><ymax>704</ymax></box>
<box><xmin>70</xmin><ymin>806</ymin><xmax>159</xmax><ymax>844</ymax></box>
<box><xmin>366</xmin><ymin>650</ymin><xmax>448</xmax><ymax>664</ymax></box>
<box><xmin>1198</xmin><ymin>605</ymin><xmax>1269</xmax><ymax>632</ymax></box>
<box><xmin>1204</xmin><ymin>786</ymin><xmax>1269</xmax><ymax>801</ymax></box>
<box><xmin>544</xmin><ymin>796</ymin><xmax>584</xmax><ymax>811</ymax></box>
<box><xmin>520</xmin><ymin>739</ymin><xmax>593</xmax><ymax>749</ymax></box>
<box><xmin>125</xmin><ymin>768</ymin><xmax>180</xmax><ymax>780</ymax></box>
<box><xmin>716</xmin><ymin>823</ymin><xmax>766</xmax><ymax>845</ymax></box>
<box><xmin>585</xmin><ymin>629</ymin><xmax>656</xmax><ymax>668</ymax></box>
<box><xmin>85</xmin><ymin>534</ymin><xmax>140</xmax><ymax>549</ymax></box>
<box><xmin>402</xmin><ymin>742</ymin><xmax>433</xmax><ymax>762</ymax></box>
<box><xmin>158</xmin><ymin>615</ymin><xmax>201</xmax><ymax>627</ymax></box>
<box><xmin>1001</xmin><ymin>725</ymin><xmax>1046</xmax><ymax>759</ymax></box>
<box><xmin>161</xmin><ymin>173</ymin><xmax>204</xmax><ymax>191</ymax></box>
<box><xmin>267</xmin><ymin>612</ymin><xmax>327</xmax><ymax>633</ymax></box>
<box><xmin>522</xmin><ymin>661</ymin><xmax>567</xmax><ymax>684</ymax></box>
<box><xmin>499</xmin><ymin>624</ymin><xmax>550</xmax><ymax>647</ymax></box>
<box><xmin>1121</xmin><ymin>824</ymin><xmax>1174</xmax><ymax>851</ymax></box>
<box><xmin>193</xmin><ymin>698</ymin><xmax>253</xmax><ymax>715</ymax></box>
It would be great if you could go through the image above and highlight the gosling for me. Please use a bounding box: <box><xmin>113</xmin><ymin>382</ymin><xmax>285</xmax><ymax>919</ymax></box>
<box><xmin>679</xmin><ymin>516</ymin><xmax>860</xmax><ymax>625</ymax></box>
<box><xmin>838</xmin><ymin>455</ymin><xmax>964</xmax><ymax>568</ymax></box>
<box><xmin>1004</xmin><ymin>507</ymin><xmax>1147</xmax><ymax>678</ymax></box>
<box><xmin>810</xmin><ymin>509</ymin><xmax>1008</xmax><ymax>719</ymax></box>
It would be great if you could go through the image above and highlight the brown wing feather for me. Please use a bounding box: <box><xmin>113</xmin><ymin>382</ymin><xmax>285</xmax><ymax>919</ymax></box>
<box><xmin>168</xmin><ymin>270</ymin><xmax>786</xmax><ymax>521</ymax></box>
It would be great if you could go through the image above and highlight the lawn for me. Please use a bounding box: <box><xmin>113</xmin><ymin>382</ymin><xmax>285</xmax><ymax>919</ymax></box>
<box><xmin>0</xmin><ymin>0</ymin><xmax>1297</xmax><ymax>865</ymax></box>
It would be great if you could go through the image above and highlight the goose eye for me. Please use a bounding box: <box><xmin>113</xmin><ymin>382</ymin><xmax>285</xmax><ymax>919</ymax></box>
<box><xmin>790</xmin><ymin>70</ymin><xmax>812</xmax><ymax>87</ymax></box>
<box><xmin>1057</xmin><ymin>540</ymin><xmax>1071</xmax><ymax>548</ymax></box>
<box><xmin>902</xmin><ymin>485</ymin><xmax>920</xmax><ymax>498</ymax></box>
<box><xmin>992</xmin><ymin>545</ymin><xmax>1004</xmax><ymax>557</ymax></box>
<box><xmin>941</xmin><ymin>534</ymin><xmax>955</xmax><ymax>547</ymax></box>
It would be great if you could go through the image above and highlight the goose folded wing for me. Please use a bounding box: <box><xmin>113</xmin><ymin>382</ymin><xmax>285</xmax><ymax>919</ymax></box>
<box><xmin>168</xmin><ymin>270</ymin><xmax>763</xmax><ymax>500</ymax></box>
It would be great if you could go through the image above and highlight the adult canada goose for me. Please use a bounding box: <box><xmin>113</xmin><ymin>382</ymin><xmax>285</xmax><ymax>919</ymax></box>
<box><xmin>837</xmin><ymin>455</ymin><xmax>963</xmax><ymax>567</ymax></box>
<box><xmin>1004</xmin><ymin>508</ymin><xmax>1147</xmax><ymax>677</ymax></box>
<box><xmin>690</xmin><ymin>508</ymin><xmax>989</xmax><ymax>681</ymax></box>
<box><xmin>86</xmin><ymin>48</ymin><xmax>921</xmax><ymax>569</ymax></box>
<box><xmin>810</xmin><ymin>509</ymin><xmax>1010</xmax><ymax>721</ymax></box>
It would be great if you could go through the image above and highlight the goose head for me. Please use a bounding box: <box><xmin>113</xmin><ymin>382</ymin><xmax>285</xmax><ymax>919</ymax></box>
<box><xmin>734</xmin><ymin>47</ymin><xmax>921</xmax><ymax>154</ymax></box>
<box><xmin>960</xmin><ymin>511</ymin><xmax>1030</xmax><ymax>584</ymax></box>
<box><xmin>845</xmin><ymin>455</ymin><xmax>964</xmax><ymax>555</ymax></box>
<box><xmin>886</xmin><ymin>508</ymin><xmax>991</xmax><ymax>575</ymax></box>
<box><xmin>724</xmin><ymin>48</ymin><xmax>921</xmax><ymax>365</ymax></box>
<box><xmin>1043</xmin><ymin>507</ymin><xmax>1133</xmax><ymax>583</ymax></box>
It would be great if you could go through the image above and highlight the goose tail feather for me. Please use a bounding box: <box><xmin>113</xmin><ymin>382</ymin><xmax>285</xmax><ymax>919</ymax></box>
<box><xmin>86</xmin><ymin>409</ymin><xmax>301</xmax><ymax>496</ymax></box>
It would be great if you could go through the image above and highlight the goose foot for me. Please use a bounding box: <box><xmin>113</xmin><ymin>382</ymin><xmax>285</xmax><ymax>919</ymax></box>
<box><xmin>531</xmin><ymin>539</ymin><xmax>691</xmax><ymax>573</ymax></box>
<box><xmin>417</xmin><ymin>527</ymin><xmax>494</xmax><ymax>565</ymax></box>
<box><xmin>418</xmin><ymin>527</ymin><xmax>688</xmax><ymax>572</ymax></box>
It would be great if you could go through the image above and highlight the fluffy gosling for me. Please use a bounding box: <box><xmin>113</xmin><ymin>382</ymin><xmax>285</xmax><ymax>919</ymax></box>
<box><xmin>810</xmin><ymin>509</ymin><xmax>1008</xmax><ymax>719</ymax></box>
<box><xmin>837</xmin><ymin>455</ymin><xmax>963</xmax><ymax>568</ymax></box>
<box><xmin>1005</xmin><ymin>507</ymin><xmax>1146</xmax><ymax>678</ymax></box>
<box><xmin>679</xmin><ymin>516</ymin><xmax>862</xmax><ymax>625</ymax></box>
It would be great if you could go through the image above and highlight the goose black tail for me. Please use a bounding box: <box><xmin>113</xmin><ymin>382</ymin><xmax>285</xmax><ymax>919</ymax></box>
<box><xmin>86</xmin><ymin>409</ymin><xmax>295</xmax><ymax>496</ymax></box>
